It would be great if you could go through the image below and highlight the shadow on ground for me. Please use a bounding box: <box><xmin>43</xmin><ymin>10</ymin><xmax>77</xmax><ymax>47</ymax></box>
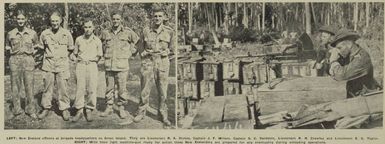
<box><xmin>4</xmin><ymin>58</ymin><xmax>176</xmax><ymax>129</ymax></box>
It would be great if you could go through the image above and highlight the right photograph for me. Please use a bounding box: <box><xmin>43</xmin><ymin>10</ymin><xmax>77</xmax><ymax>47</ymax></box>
<box><xmin>176</xmin><ymin>2</ymin><xmax>384</xmax><ymax>129</ymax></box>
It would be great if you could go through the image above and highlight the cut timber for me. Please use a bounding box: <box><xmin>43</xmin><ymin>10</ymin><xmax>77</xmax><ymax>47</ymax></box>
<box><xmin>192</xmin><ymin>95</ymin><xmax>250</xmax><ymax>128</ymax></box>
<box><xmin>192</xmin><ymin>119</ymin><xmax>254</xmax><ymax>129</ymax></box>
<box><xmin>292</xmin><ymin>92</ymin><xmax>383</xmax><ymax>128</ymax></box>
<box><xmin>257</xmin><ymin>77</ymin><xmax>347</xmax><ymax>115</ymax></box>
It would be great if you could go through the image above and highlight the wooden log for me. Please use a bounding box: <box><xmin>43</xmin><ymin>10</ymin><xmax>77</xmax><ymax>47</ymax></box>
<box><xmin>292</xmin><ymin>92</ymin><xmax>383</xmax><ymax>128</ymax></box>
<box><xmin>258</xmin><ymin>111</ymin><xmax>289</xmax><ymax>125</ymax></box>
<box><xmin>257</xmin><ymin>77</ymin><xmax>347</xmax><ymax>115</ymax></box>
<box><xmin>192</xmin><ymin>95</ymin><xmax>250</xmax><ymax>127</ymax></box>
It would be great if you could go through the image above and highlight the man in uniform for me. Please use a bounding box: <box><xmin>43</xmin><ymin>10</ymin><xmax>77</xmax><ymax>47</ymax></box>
<box><xmin>5</xmin><ymin>10</ymin><xmax>39</xmax><ymax>119</ymax></box>
<box><xmin>37</xmin><ymin>11</ymin><xmax>74</xmax><ymax>121</ymax></box>
<box><xmin>70</xmin><ymin>18</ymin><xmax>103</xmax><ymax>122</ymax></box>
<box><xmin>315</xmin><ymin>25</ymin><xmax>337</xmax><ymax>76</ymax></box>
<box><xmin>99</xmin><ymin>11</ymin><xmax>139</xmax><ymax>119</ymax></box>
<box><xmin>329</xmin><ymin>29</ymin><xmax>379</xmax><ymax>98</ymax></box>
<box><xmin>133</xmin><ymin>8</ymin><xmax>175</xmax><ymax>127</ymax></box>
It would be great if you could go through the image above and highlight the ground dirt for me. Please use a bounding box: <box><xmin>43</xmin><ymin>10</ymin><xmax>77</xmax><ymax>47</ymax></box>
<box><xmin>4</xmin><ymin>57</ymin><xmax>176</xmax><ymax>129</ymax></box>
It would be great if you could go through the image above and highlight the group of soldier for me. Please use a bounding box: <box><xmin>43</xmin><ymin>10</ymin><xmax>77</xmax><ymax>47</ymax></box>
<box><xmin>5</xmin><ymin>8</ymin><xmax>174</xmax><ymax>127</ymax></box>
<box><xmin>5</xmin><ymin>4</ymin><xmax>382</xmax><ymax>128</ymax></box>
<box><xmin>314</xmin><ymin>25</ymin><xmax>380</xmax><ymax>98</ymax></box>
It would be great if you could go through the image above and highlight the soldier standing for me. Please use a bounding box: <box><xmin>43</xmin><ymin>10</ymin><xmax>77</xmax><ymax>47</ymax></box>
<box><xmin>315</xmin><ymin>25</ymin><xmax>337</xmax><ymax>76</ymax></box>
<box><xmin>99</xmin><ymin>11</ymin><xmax>139</xmax><ymax>119</ymax></box>
<box><xmin>329</xmin><ymin>29</ymin><xmax>379</xmax><ymax>98</ymax></box>
<box><xmin>37</xmin><ymin>11</ymin><xmax>74</xmax><ymax>121</ymax></box>
<box><xmin>133</xmin><ymin>8</ymin><xmax>175</xmax><ymax>127</ymax></box>
<box><xmin>70</xmin><ymin>18</ymin><xmax>103</xmax><ymax>122</ymax></box>
<box><xmin>5</xmin><ymin>10</ymin><xmax>39</xmax><ymax>119</ymax></box>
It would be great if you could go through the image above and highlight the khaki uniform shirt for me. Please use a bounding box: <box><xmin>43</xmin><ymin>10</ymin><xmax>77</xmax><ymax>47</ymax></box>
<box><xmin>39</xmin><ymin>27</ymin><xmax>74</xmax><ymax>72</ymax></box>
<box><xmin>141</xmin><ymin>24</ymin><xmax>175</xmax><ymax>57</ymax></box>
<box><xmin>6</xmin><ymin>28</ymin><xmax>39</xmax><ymax>55</ymax></box>
<box><xmin>74</xmin><ymin>34</ymin><xmax>103</xmax><ymax>62</ymax></box>
<box><xmin>329</xmin><ymin>44</ymin><xmax>379</xmax><ymax>97</ymax></box>
<box><xmin>100</xmin><ymin>26</ymin><xmax>139</xmax><ymax>71</ymax></box>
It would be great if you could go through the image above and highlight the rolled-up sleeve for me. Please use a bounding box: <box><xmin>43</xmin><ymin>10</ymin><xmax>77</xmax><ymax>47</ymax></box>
<box><xmin>330</xmin><ymin>55</ymin><xmax>370</xmax><ymax>81</ymax></box>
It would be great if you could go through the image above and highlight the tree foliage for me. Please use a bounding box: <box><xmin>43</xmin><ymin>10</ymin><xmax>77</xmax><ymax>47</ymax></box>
<box><xmin>5</xmin><ymin>3</ymin><xmax>175</xmax><ymax>38</ymax></box>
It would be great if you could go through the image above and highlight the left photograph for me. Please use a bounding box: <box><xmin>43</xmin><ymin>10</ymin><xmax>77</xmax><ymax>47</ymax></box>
<box><xmin>3</xmin><ymin>3</ymin><xmax>176</xmax><ymax>129</ymax></box>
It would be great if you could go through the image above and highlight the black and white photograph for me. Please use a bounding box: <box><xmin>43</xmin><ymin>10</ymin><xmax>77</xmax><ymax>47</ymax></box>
<box><xmin>176</xmin><ymin>2</ymin><xmax>384</xmax><ymax>129</ymax></box>
<box><xmin>3</xmin><ymin>2</ymin><xmax>177</xmax><ymax>129</ymax></box>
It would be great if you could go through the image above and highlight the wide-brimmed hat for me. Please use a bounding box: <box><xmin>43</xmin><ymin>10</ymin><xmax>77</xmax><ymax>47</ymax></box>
<box><xmin>318</xmin><ymin>25</ymin><xmax>337</xmax><ymax>35</ymax></box>
<box><xmin>330</xmin><ymin>29</ymin><xmax>360</xmax><ymax>47</ymax></box>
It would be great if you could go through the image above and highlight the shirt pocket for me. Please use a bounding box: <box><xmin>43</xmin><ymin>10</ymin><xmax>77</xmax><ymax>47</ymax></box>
<box><xmin>23</xmin><ymin>37</ymin><xmax>34</xmax><ymax>54</ymax></box>
<box><xmin>158</xmin><ymin>34</ymin><xmax>170</xmax><ymax>53</ymax></box>
<box><xmin>144</xmin><ymin>36</ymin><xmax>157</xmax><ymax>51</ymax></box>
<box><xmin>10</xmin><ymin>37</ymin><xmax>22</xmax><ymax>53</ymax></box>
<box><xmin>116</xmin><ymin>37</ymin><xmax>132</xmax><ymax>58</ymax></box>
<box><xmin>56</xmin><ymin>37</ymin><xmax>70</xmax><ymax>58</ymax></box>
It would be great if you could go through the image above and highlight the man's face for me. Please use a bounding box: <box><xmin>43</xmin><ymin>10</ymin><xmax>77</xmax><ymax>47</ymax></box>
<box><xmin>335</xmin><ymin>40</ymin><xmax>352</xmax><ymax>58</ymax></box>
<box><xmin>16</xmin><ymin>14</ymin><xmax>26</xmax><ymax>28</ymax></box>
<box><xmin>320</xmin><ymin>32</ymin><xmax>332</xmax><ymax>44</ymax></box>
<box><xmin>112</xmin><ymin>14</ymin><xmax>122</xmax><ymax>27</ymax></box>
<box><xmin>153</xmin><ymin>11</ymin><xmax>165</xmax><ymax>25</ymax></box>
<box><xmin>83</xmin><ymin>21</ymin><xmax>94</xmax><ymax>36</ymax></box>
<box><xmin>50</xmin><ymin>15</ymin><xmax>61</xmax><ymax>30</ymax></box>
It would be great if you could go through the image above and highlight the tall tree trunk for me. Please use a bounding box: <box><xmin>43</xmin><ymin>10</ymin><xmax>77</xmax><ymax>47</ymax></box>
<box><xmin>311</xmin><ymin>3</ymin><xmax>317</xmax><ymax>28</ymax></box>
<box><xmin>64</xmin><ymin>3</ymin><xmax>69</xmax><ymax>29</ymax></box>
<box><xmin>366</xmin><ymin>2</ymin><xmax>370</xmax><ymax>28</ymax></box>
<box><xmin>188</xmin><ymin>2</ymin><xmax>192</xmax><ymax>33</ymax></box>
<box><xmin>271</xmin><ymin>14</ymin><xmax>275</xmax><ymax>29</ymax></box>
<box><xmin>105</xmin><ymin>3</ymin><xmax>111</xmax><ymax>22</ymax></box>
<box><xmin>206</xmin><ymin>4</ymin><xmax>211</xmax><ymax>31</ymax></box>
<box><xmin>353</xmin><ymin>2</ymin><xmax>358</xmax><ymax>31</ymax></box>
<box><xmin>224</xmin><ymin>3</ymin><xmax>229</xmax><ymax>35</ymax></box>
<box><xmin>257</xmin><ymin>14</ymin><xmax>261</xmax><ymax>30</ymax></box>
<box><xmin>242</xmin><ymin>3</ymin><xmax>248</xmax><ymax>28</ymax></box>
<box><xmin>214</xmin><ymin>3</ymin><xmax>218</xmax><ymax>31</ymax></box>
<box><xmin>305</xmin><ymin>2</ymin><xmax>311</xmax><ymax>34</ymax></box>
<box><xmin>262</xmin><ymin>2</ymin><xmax>265</xmax><ymax>31</ymax></box>
<box><xmin>235</xmin><ymin>3</ymin><xmax>238</xmax><ymax>26</ymax></box>
<box><xmin>327</xmin><ymin>5</ymin><xmax>330</xmax><ymax>25</ymax></box>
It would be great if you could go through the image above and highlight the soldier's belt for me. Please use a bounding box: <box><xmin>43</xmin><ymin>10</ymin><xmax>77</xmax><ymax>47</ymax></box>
<box><xmin>10</xmin><ymin>52</ymin><xmax>33</xmax><ymax>57</ymax></box>
<box><xmin>78</xmin><ymin>60</ymin><xmax>97</xmax><ymax>65</ymax></box>
<box><xmin>147</xmin><ymin>52</ymin><xmax>168</xmax><ymax>58</ymax></box>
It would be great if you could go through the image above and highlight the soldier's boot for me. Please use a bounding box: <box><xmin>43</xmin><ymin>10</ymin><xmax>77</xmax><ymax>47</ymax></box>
<box><xmin>72</xmin><ymin>108</ymin><xmax>84</xmax><ymax>122</ymax></box>
<box><xmin>27</xmin><ymin>113</ymin><xmax>38</xmax><ymax>120</ymax></box>
<box><xmin>118</xmin><ymin>106</ymin><xmax>128</xmax><ymax>119</ymax></box>
<box><xmin>85</xmin><ymin>109</ymin><xmax>94</xmax><ymax>122</ymax></box>
<box><xmin>133</xmin><ymin>108</ymin><xmax>147</xmax><ymax>123</ymax></box>
<box><xmin>12</xmin><ymin>107</ymin><xmax>23</xmax><ymax>116</ymax></box>
<box><xmin>160</xmin><ymin>110</ymin><xmax>171</xmax><ymax>127</ymax></box>
<box><xmin>62</xmin><ymin>109</ymin><xmax>70</xmax><ymax>121</ymax></box>
<box><xmin>37</xmin><ymin>109</ymin><xmax>50</xmax><ymax>120</ymax></box>
<box><xmin>100</xmin><ymin>104</ymin><xmax>113</xmax><ymax>117</ymax></box>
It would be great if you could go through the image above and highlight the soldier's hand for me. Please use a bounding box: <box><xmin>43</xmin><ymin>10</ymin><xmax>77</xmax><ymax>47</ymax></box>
<box><xmin>5</xmin><ymin>46</ymin><xmax>11</xmax><ymax>51</ymax></box>
<box><xmin>69</xmin><ymin>53</ymin><xmax>77</xmax><ymax>62</ymax></box>
<box><xmin>329</xmin><ymin>48</ymin><xmax>340</xmax><ymax>63</ymax></box>
<box><xmin>140</xmin><ymin>50</ymin><xmax>149</xmax><ymax>57</ymax></box>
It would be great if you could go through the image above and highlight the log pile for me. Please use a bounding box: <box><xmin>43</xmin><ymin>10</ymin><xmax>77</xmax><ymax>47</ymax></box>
<box><xmin>258</xmin><ymin>91</ymin><xmax>383</xmax><ymax>129</ymax></box>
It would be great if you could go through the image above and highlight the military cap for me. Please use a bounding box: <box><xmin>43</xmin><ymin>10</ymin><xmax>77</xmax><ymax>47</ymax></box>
<box><xmin>330</xmin><ymin>29</ymin><xmax>360</xmax><ymax>47</ymax></box>
<box><xmin>318</xmin><ymin>25</ymin><xmax>337</xmax><ymax>35</ymax></box>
